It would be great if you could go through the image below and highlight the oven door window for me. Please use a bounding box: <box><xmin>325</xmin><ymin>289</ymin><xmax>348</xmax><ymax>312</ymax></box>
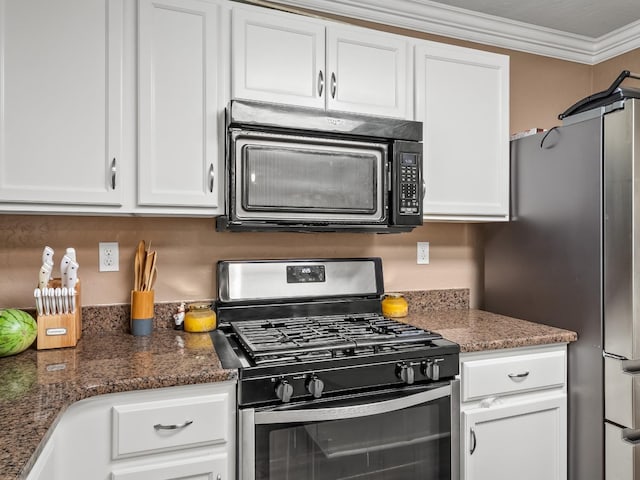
<box><xmin>232</xmin><ymin>131</ymin><xmax>387</xmax><ymax>222</ymax></box>
<box><xmin>249</xmin><ymin>385</ymin><xmax>452</xmax><ymax>480</ymax></box>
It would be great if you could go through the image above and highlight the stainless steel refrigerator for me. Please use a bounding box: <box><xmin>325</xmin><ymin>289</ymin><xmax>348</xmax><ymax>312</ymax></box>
<box><xmin>484</xmin><ymin>91</ymin><xmax>640</xmax><ymax>480</ymax></box>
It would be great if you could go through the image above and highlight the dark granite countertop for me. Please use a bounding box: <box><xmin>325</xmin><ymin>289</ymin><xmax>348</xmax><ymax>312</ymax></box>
<box><xmin>398</xmin><ymin>309</ymin><xmax>577</xmax><ymax>352</ymax></box>
<box><xmin>0</xmin><ymin>329</ymin><xmax>236</xmax><ymax>480</ymax></box>
<box><xmin>1</xmin><ymin>290</ymin><xmax>576</xmax><ymax>479</ymax></box>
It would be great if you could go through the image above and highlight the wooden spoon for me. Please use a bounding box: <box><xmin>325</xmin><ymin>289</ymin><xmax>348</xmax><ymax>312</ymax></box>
<box><xmin>142</xmin><ymin>250</ymin><xmax>156</xmax><ymax>291</ymax></box>
<box><xmin>134</xmin><ymin>240</ymin><xmax>145</xmax><ymax>291</ymax></box>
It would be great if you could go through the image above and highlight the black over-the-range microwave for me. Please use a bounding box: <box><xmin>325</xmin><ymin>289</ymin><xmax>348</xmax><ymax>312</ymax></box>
<box><xmin>216</xmin><ymin>100</ymin><xmax>424</xmax><ymax>233</ymax></box>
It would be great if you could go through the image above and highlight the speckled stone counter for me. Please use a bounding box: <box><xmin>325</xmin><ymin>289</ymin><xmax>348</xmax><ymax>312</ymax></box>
<box><xmin>0</xmin><ymin>329</ymin><xmax>236</xmax><ymax>480</ymax></box>
<box><xmin>398</xmin><ymin>309</ymin><xmax>577</xmax><ymax>352</ymax></box>
<box><xmin>1</xmin><ymin>288</ymin><xmax>577</xmax><ymax>480</ymax></box>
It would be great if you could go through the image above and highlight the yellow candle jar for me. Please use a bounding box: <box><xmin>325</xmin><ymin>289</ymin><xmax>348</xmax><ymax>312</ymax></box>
<box><xmin>184</xmin><ymin>302</ymin><xmax>217</xmax><ymax>332</ymax></box>
<box><xmin>382</xmin><ymin>293</ymin><xmax>408</xmax><ymax>318</ymax></box>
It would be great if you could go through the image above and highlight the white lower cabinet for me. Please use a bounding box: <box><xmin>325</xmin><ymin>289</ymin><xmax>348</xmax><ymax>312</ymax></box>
<box><xmin>28</xmin><ymin>382</ymin><xmax>236</xmax><ymax>480</ymax></box>
<box><xmin>459</xmin><ymin>345</ymin><xmax>568</xmax><ymax>480</ymax></box>
<box><xmin>110</xmin><ymin>452</ymin><xmax>227</xmax><ymax>480</ymax></box>
<box><xmin>26</xmin><ymin>434</ymin><xmax>57</xmax><ymax>480</ymax></box>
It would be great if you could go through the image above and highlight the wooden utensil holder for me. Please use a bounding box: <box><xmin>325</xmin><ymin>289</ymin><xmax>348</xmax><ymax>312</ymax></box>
<box><xmin>36</xmin><ymin>279</ymin><xmax>82</xmax><ymax>350</ymax></box>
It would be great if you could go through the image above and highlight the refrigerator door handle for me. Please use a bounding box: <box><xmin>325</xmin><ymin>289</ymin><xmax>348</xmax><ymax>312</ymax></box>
<box><xmin>604</xmin><ymin>351</ymin><xmax>628</xmax><ymax>361</ymax></box>
<box><xmin>604</xmin><ymin>352</ymin><xmax>640</xmax><ymax>374</ymax></box>
<box><xmin>622</xmin><ymin>428</ymin><xmax>640</xmax><ymax>445</ymax></box>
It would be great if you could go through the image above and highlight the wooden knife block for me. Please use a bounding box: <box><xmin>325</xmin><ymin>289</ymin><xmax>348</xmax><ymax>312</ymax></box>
<box><xmin>36</xmin><ymin>279</ymin><xmax>82</xmax><ymax>350</ymax></box>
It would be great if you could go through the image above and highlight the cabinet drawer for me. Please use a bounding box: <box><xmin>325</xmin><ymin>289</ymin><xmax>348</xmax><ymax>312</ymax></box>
<box><xmin>112</xmin><ymin>391</ymin><xmax>229</xmax><ymax>459</ymax></box>
<box><xmin>461</xmin><ymin>350</ymin><xmax>565</xmax><ymax>401</ymax></box>
<box><xmin>111</xmin><ymin>452</ymin><xmax>227</xmax><ymax>480</ymax></box>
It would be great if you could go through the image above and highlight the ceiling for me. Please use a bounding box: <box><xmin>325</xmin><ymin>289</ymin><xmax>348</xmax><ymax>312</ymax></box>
<box><xmin>428</xmin><ymin>0</ymin><xmax>640</xmax><ymax>38</ymax></box>
<box><xmin>273</xmin><ymin>0</ymin><xmax>640</xmax><ymax>64</ymax></box>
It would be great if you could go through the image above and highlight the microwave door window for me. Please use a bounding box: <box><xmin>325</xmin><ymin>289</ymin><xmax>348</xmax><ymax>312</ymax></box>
<box><xmin>240</xmin><ymin>144</ymin><xmax>383</xmax><ymax>221</ymax></box>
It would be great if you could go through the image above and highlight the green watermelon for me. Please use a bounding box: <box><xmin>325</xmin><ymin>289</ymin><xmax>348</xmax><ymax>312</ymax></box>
<box><xmin>0</xmin><ymin>309</ymin><xmax>37</xmax><ymax>357</ymax></box>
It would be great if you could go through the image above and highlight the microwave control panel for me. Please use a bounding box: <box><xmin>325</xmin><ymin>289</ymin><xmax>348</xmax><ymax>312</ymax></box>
<box><xmin>391</xmin><ymin>141</ymin><xmax>423</xmax><ymax>226</ymax></box>
<box><xmin>400</xmin><ymin>154</ymin><xmax>420</xmax><ymax>213</ymax></box>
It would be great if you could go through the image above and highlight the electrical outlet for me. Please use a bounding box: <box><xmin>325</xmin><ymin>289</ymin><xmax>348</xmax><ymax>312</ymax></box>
<box><xmin>417</xmin><ymin>242</ymin><xmax>429</xmax><ymax>265</ymax></box>
<box><xmin>99</xmin><ymin>242</ymin><xmax>119</xmax><ymax>272</ymax></box>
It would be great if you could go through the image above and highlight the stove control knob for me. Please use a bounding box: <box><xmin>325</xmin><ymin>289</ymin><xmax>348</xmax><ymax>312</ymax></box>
<box><xmin>275</xmin><ymin>379</ymin><xmax>294</xmax><ymax>403</ymax></box>
<box><xmin>397</xmin><ymin>363</ymin><xmax>415</xmax><ymax>385</ymax></box>
<box><xmin>422</xmin><ymin>358</ymin><xmax>443</xmax><ymax>381</ymax></box>
<box><xmin>306</xmin><ymin>375</ymin><xmax>325</xmax><ymax>398</ymax></box>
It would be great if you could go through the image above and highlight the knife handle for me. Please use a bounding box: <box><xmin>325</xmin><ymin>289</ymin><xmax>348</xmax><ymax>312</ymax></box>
<box><xmin>42</xmin><ymin>246</ymin><xmax>54</xmax><ymax>265</ymax></box>
<box><xmin>65</xmin><ymin>260</ymin><xmax>79</xmax><ymax>289</ymax></box>
<box><xmin>39</xmin><ymin>263</ymin><xmax>52</xmax><ymax>290</ymax></box>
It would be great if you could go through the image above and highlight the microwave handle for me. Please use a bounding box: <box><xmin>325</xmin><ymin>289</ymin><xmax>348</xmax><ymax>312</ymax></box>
<box><xmin>253</xmin><ymin>383</ymin><xmax>452</xmax><ymax>425</ymax></box>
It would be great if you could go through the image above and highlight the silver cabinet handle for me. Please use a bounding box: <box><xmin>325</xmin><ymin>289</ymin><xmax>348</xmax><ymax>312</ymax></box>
<box><xmin>216</xmin><ymin>475</ymin><xmax>221</xmax><ymax>480</ymax></box>
<box><xmin>508</xmin><ymin>371</ymin><xmax>530</xmax><ymax>379</ymax></box>
<box><xmin>470</xmin><ymin>427</ymin><xmax>477</xmax><ymax>455</ymax></box>
<box><xmin>208</xmin><ymin>164</ymin><xmax>215</xmax><ymax>193</ymax></box>
<box><xmin>110</xmin><ymin>158</ymin><xmax>117</xmax><ymax>190</ymax></box>
<box><xmin>330</xmin><ymin>72</ymin><xmax>337</xmax><ymax>98</ymax></box>
<box><xmin>153</xmin><ymin>419</ymin><xmax>193</xmax><ymax>430</ymax></box>
<box><xmin>317</xmin><ymin>70</ymin><xmax>324</xmax><ymax>97</ymax></box>
<box><xmin>422</xmin><ymin>178</ymin><xmax>426</xmax><ymax>200</ymax></box>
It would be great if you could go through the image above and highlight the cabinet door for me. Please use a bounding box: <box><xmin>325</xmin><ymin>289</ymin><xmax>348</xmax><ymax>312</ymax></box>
<box><xmin>138</xmin><ymin>0</ymin><xmax>224</xmax><ymax>210</ymax></box>
<box><xmin>111</xmin><ymin>453</ymin><xmax>227</xmax><ymax>480</ymax></box>
<box><xmin>0</xmin><ymin>0</ymin><xmax>123</xmax><ymax>208</ymax></box>
<box><xmin>25</xmin><ymin>436</ymin><xmax>56</xmax><ymax>480</ymax></box>
<box><xmin>415</xmin><ymin>41</ymin><xmax>509</xmax><ymax>221</ymax></box>
<box><xmin>231</xmin><ymin>6</ymin><xmax>325</xmax><ymax>109</ymax></box>
<box><xmin>462</xmin><ymin>394</ymin><xmax>567</xmax><ymax>480</ymax></box>
<box><xmin>326</xmin><ymin>26</ymin><xmax>410</xmax><ymax>118</ymax></box>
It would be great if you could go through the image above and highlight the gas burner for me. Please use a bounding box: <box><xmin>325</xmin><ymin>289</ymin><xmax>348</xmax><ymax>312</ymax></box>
<box><xmin>230</xmin><ymin>314</ymin><xmax>442</xmax><ymax>365</ymax></box>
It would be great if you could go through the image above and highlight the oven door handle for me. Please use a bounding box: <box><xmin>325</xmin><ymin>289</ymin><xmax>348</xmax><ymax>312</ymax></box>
<box><xmin>253</xmin><ymin>384</ymin><xmax>452</xmax><ymax>425</ymax></box>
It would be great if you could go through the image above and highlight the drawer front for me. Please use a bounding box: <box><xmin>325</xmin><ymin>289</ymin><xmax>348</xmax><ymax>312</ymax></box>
<box><xmin>112</xmin><ymin>391</ymin><xmax>229</xmax><ymax>459</ymax></box>
<box><xmin>604</xmin><ymin>355</ymin><xmax>640</xmax><ymax>429</ymax></box>
<box><xmin>605</xmin><ymin>422</ymin><xmax>640</xmax><ymax>480</ymax></box>
<box><xmin>461</xmin><ymin>350</ymin><xmax>565</xmax><ymax>401</ymax></box>
<box><xmin>111</xmin><ymin>452</ymin><xmax>227</xmax><ymax>480</ymax></box>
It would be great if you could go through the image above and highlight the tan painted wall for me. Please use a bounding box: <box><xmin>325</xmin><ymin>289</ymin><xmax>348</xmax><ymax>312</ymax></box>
<box><xmin>592</xmin><ymin>50</ymin><xmax>640</xmax><ymax>90</ymax></box>
<box><xmin>0</xmin><ymin>216</ymin><xmax>480</xmax><ymax>309</ymax></box>
<box><xmin>1</xmin><ymin>10</ymin><xmax>636</xmax><ymax>312</ymax></box>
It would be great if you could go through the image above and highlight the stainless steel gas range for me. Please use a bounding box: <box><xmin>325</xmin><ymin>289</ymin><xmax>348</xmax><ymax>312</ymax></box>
<box><xmin>211</xmin><ymin>258</ymin><xmax>460</xmax><ymax>480</ymax></box>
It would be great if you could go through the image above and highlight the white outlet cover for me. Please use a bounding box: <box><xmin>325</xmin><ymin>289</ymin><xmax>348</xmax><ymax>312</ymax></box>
<box><xmin>417</xmin><ymin>242</ymin><xmax>430</xmax><ymax>265</ymax></box>
<box><xmin>99</xmin><ymin>242</ymin><xmax>119</xmax><ymax>272</ymax></box>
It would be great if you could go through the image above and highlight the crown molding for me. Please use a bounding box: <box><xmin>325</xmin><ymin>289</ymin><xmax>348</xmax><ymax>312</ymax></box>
<box><xmin>271</xmin><ymin>0</ymin><xmax>639</xmax><ymax>64</ymax></box>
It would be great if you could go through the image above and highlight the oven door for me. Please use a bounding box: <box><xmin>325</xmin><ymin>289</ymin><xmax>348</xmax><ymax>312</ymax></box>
<box><xmin>229</xmin><ymin>129</ymin><xmax>388</xmax><ymax>224</ymax></box>
<box><xmin>240</xmin><ymin>380</ymin><xmax>460</xmax><ymax>480</ymax></box>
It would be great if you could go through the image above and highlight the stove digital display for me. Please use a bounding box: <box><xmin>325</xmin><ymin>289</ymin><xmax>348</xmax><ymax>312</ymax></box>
<box><xmin>286</xmin><ymin>265</ymin><xmax>326</xmax><ymax>283</ymax></box>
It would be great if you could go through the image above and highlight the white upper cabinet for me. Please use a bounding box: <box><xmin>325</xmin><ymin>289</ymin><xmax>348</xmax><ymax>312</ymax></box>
<box><xmin>137</xmin><ymin>0</ymin><xmax>226</xmax><ymax>213</ymax></box>
<box><xmin>0</xmin><ymin>0</ymin><xmax>124</xmax><ymax>209</ymax></box>
<box><xmin>231</xmin><ymin>5</ymin><xmax>411</xmax><ymax>119</ymax></box>
<box><xmin>326</xmin><ymin>26</ymin><xmax>409</xmax><ymax>117</ymax></box>
<box><xmin>415</xmin><ymin>40</ymin><xmax>509</xmax><ymax>221</ymax></box>
<box><xmin>231</xmin><ymin>7</ymin><xmax>325</xmax><ymax>109</ymax></box>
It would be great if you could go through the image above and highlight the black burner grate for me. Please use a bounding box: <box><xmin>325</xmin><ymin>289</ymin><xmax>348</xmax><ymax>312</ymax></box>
<box><xmin>230</xmin><ymin>314</ymin><xmax>441</xmax><ymax>365</ymax></box>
